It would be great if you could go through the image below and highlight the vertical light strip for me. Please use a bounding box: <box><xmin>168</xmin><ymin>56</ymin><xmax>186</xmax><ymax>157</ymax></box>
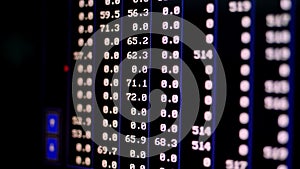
<box><xmin>118</xmin><ymin>0</ymin><xmax>124</xmax><ymax>168</ymax></box>
<box><xmin>247</xmin><ymin>0</ymin><xmax>256</xmax><ymax>168</ymax></box>
<box><xmin>212</xmin><ymin>0</ymin><xmax>218</xmax><ymax>169</ymax></box>
<box><xmin>287</xmin><ymin>0</ymin><xmax>296</xmax><ymax>168</ymax></box>
<box><xmin>178</xmin><ymin>0</ymin><xmax>184</xmax><ymax>168</ymax></box>
<box><xmin>147</xmin><ymin>0</ymin><xmax>153</xmax><ymax>168</ymax></box>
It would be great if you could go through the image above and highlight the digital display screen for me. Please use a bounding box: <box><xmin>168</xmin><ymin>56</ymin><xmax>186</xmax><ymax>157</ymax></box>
<box><xmin>39</xmin><ymin>0</ymin><xmax>299</xmax><ymax>169</ymax></box>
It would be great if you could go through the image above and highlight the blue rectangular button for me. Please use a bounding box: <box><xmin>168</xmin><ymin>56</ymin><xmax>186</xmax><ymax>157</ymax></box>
<box><xmin>46</xmin><ymin>114</ymin><xmax>59</xmax><ymax>134</ymax></box>
<box><xmin>46</xmin><ymin>137</ymin><xmax>58</xmax><ymax>161</ymax></box>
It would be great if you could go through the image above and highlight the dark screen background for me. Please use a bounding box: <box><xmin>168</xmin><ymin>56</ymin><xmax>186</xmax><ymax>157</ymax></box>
<box><xmin>0</xmin><ymin>0</ymin><xmax>299</xmax><ymax>168</ymax></box>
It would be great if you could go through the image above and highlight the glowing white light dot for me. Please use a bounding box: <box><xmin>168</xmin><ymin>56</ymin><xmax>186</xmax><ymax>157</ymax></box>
<box><xmin>277</xmin><ymin>130</ymin><xmax>289</xmax><ymax>144</ymax></box>
<box><xmin>205</xmin><ymin>95</ymin><xmax>212</xmax><ymax>105</ymax></box>
<box><xmin>278</xmin><ymin>114</ymin><xmax>289</xmax><ymax>128</ymax></box>
<box><xmin>78</xmin><ymin>25</ymin><xmax>84</xmax><ymax>34</ymax></box>
<box><xmin>85</xmin><ymin>157</ymin><xmax>91</xmax><ymax>166</ymax></box>
<box><xmin>77</xmin><ymin>90</ymin><xmax>83</xmax><ymax>99</ymax></box>
<box><xmin>239</xmin><ymin>144</ymin><xmax>248</xmax><ymax>156</ymax></box>
<box><xmin>241</xmin><ymin>32</ymin><xmax>251</xmax><ymax>44</ymax></box>
<box><xmin>77</xmin><ymin>104</ymin><xmax>83</xmax><ymax>112</ymax></box>
<box><xmin>88</xmin><ymin>25</ymin><xmax>93</xmax><ymax>33</ymax></box>
<box><xmin>76</xmin><ymin>143</ymin><xmax>82</xmax><ymax>151</ymax></box>
<box><xmin>205</xmin><ymin>80</ymin><xmax>213</xmax><ymax>90</ymax></box>
<box><xmin>203</xmin><ymin>158</ymin><xmax>211</xmax><ymax>167</ymax></box>
<box><xmin>240</xmin><ymin>112</ymin><xmax>249</xmax><ymax>124</ymax></box>
<box><xmin>86</xmin><ymin>131</ymin><xmax>91</xmax><ymax>139</ymax></box>
<box><xmin>86</xmin><ymin>104</ymin><xmax>92</xmax><ymax>113</ymax></box>
<box><xmin>77</xmin><ymin>64</ymin><xmax>84</xmax><ymax>73</ymax></box>
<box><xmin>76</xmin><ymin>156</ymin><xmax>82</xmax><ymax>164</ymax></box>
<box><xmin>280</xmin><ymin>0</ymin><xmax>292</xmax><ymax>11</ymax></box>
<box><xmin>49</xmin><ymin>118</ymin><xmax>55</xmax><ymax>127</ymax></box>
<box><xmin>204</xmin><ymin>111</ymin><xmax>212</xmax><ymax>121</ymax></box>
<box><xmin>86</xmin><ymin>91</ymin><xmax>92</xmax><ymax>99</ymax></box>
<box><xmin>87</xmin><ymin>38</ymin><xmax>93</xmax><ymax>46</ymax></box>
<box><xmin>239</xmin><ymin>128</ymin><xmax>249</xmax><ymax>140</ymax></box>
<box><xmin>240</xmin><ymin>64</ymin><xmax>250</xmax><ymax>76</ymax></box>
<box><xmin>241</xmin><ymin>48</ymin><xmax>250</xmax><ymax>60</ymax></box>
<box><xmin>86</xmin><ymin>78</ymin><xmax>92</xmax><ymax>86</ymax></box>
<box><xmin>240</xmin><ymin>96</ymin><xmax>250</xmax><ymax>108</ymax></box>
<box><xmin>206</xmin><ymin>3</ymin><xmax>214</xmax><ymax>13</ymax></box>
<box><xmin>77</xmin><ymin>78</ymin><xmax>83</xmax><ymax>86</ymax></box>
<box><xmin>85</xmin><ymin>144</ymin><xmax>91</xmax><ymax>153</ymax></box>
<box><xmin>78</xmin><ymin>12</ymin><xmax>84</xmax><ymax>21</ymax></box>
<box><xmin>206</xmin><ymin>19</ymin><xmax>214</xmax><ymax>29</ymax></box>
<box><xmin>88</xmin><ymin>12</ymin><xmax>93</xmax><ymax>20</ymax></box>
<box><xmin>277</xmin><ymin>164</ymin><xmax>288</xmax><ymax>169</ymax></box>
<box><xmin>279</xmin><ymin>63</ymin><xmax>290</xmax><ymax>77</ymax></box>
<box><xmin>206</xmin><ymin>34</ymin><xmax>214</xmax><ymax>44</ymax></box>
<box><xmin>49</xmin><ymin>143</ymin><xmax>55</xmax><ymax>152</ymax></box>
<box><xmin>79</xmin><ymin>0</ymin><xmax>85</xmax><ymax>8</ymax></box>
<box><xmin>88</xmin><ymin>0</ymin><xmax>94</xmax><ymax>7</ymax></box>
<box><xmin>241</xmin><ymin>16</ymin><xmax>251</xmax><ymax>28</ymax></box>
<box><xmin>78</xmin><ymin>38</ymin><xmax>84</xmax><ymax>47</ymax></box>
<box><xmin>205</xmin><ymin>65</ymin><xmax>213</xmax><ymax>75</ymax></box>
<box><xmin>240</xmin><ymin>80</ymin><xmax>250</xmax><ymax>92</ymax></box>
<box><xmin>87</xmin><ymin>65</ymin><xmax>93</xmax><ymax>73</ymax></box>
